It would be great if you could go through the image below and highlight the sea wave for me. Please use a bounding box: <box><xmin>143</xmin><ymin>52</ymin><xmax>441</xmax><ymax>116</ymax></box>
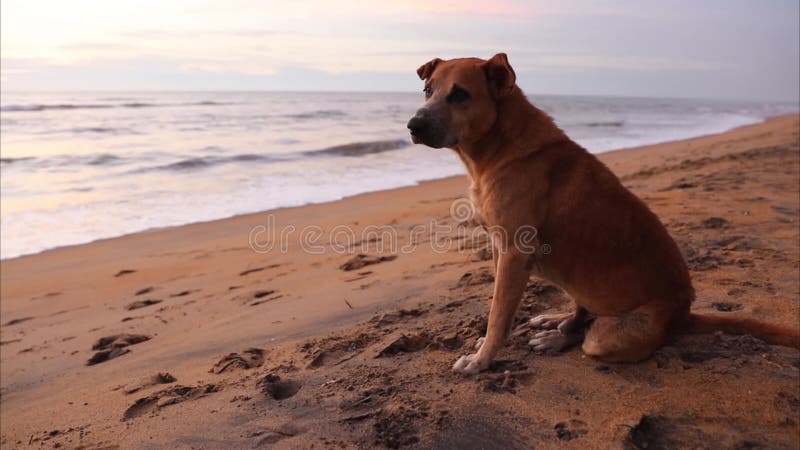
<box><xmin>584</xmin><ymin>121</ymin><xmax>625</xmax><ymax>127</ymax></box>
<box><xmin>305</xmin><ymin>139</ymin><xmax>410</xmax><ymax>157</ymax></box>
<box><xmin>37</xmin><ymin>126</ymin><xmax>137</xmax><ymax>136</ymax></box>
<box><xmin>131</xmin><ymin>139</ymin><xmax>413</xmax><ymax>173</ymax></box>
<box><xmin>1</xmin><ymin>153</ymin><xmax>127</xmax><ymax>168</ymax></box>
<box><xmin>1</xmin><ymin>151</ymin><xmax>269</xmax><ymax>171</ymax></box>
<box><xmin>136</xmin><ymin>154</ymin><xmax>274</xmax><ymax>173</ymax></box>
<box><xmin>71</xmin><ymin>127</ymin><xmax>121</xmax><ymax>134</ymax></box>
<box><xmin>1</xmin><ymin>101</ymin><xmax>233</xmax><ymax>113</ymax></box>
<box><xmin>2</xmin><ymin>139</ymin><xmax>414</xmax><ymax>173</ymax></box>
<box><xmin>285</xmin><ymin>109</ymin><xmax>347</xmax><ymax>120</ymax></box>
<box><xmin>86</xmin><ymin>154</ymin><xmax>124</xmax><ymax>165</ymax></box>
<box><xmin>1</xmin><ymin>104</ymin><xmax>112</xmax><ymax>112</ymax></box>
<box><xmin>0</xmin><ymin>156</ymin><xmax>36</xmax><ymax>164</ymax></box>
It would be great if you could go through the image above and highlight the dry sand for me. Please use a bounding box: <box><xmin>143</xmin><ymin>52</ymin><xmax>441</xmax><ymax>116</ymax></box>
<box><xmin>1</xmin><ymin>115</ymin><xmax>799</xmax><ymax>449</ymax></box>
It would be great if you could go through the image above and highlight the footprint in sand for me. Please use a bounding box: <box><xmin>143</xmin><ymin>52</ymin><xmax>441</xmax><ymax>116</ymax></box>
<box><xmin>623</xmin><ymin>414</ymin><xmax>762</xmax><ymax>449</ymax></box>
<box><xmin>702</xmin><ymin>217</ymin><xmax>730</xmax><ymax>229</ymax></box>
<box><xmin>169</xmin><ymin>289</ymin><xmax>198</xmax><ymax>297</ymax></box>
<box><xmin>3</xmin><ymin>317</ymin><xmax>33</xmax><ymax>326</ymax></box>
<box><xmin>250</xmin><ymin>290</ymin><xmax>282</xmax><ymax>306</ymax></box>
<box><xmin>134</xmin><ymin>286</ymin><xmax>154</xmax><ymax>296</ymax></box>
<box><xmin>121</xmin><ymin>372</ymin><xmax>177</xmax><ymax>395</ymax></box>
<box><xmin>303</xmin><ymin>332</ymin><xmax>379</xmax><ymax>368</ymax></box>
<box><xmin>554</xmin><ymin>419</ymin><xmax>589</xmax><ymax>441</ymax></box>
<box><xmin>229</xmin><ymin>289</ymin><xmax>282</xmax><ymax>306</ymax></box>
<box><xmin>454</xmin><ymin>269</ymin><xmax>495</xmax><ymax>288</ymax></box>
<box><xmin>125</xmin><ymin>299</ymin><xmax>162</xmax><ymax>310</ymax></box>
<box><xmin>374</xmin><ymin>332</ymin><xmax>432</xmax><ymax>358</ymax></box>
<box><xmin>711</xmin><ymin>301</ymin><xmax>744</xmax><ymax>312</ymax></box>
<box><xmin>210</xmin><ymin>348</ymin><xmax>265</xmax><ymax>374</ymax></box>
<box><xmin>239</xmin><ymin>264</ymin><xmax>281</xmax><ymax>276</ymax></box>
<box><xmin>339</xmin><ymin>254</ymin><xmax>397</xmax><ymax>271</ymax></box>
<box><xmin>123</xmin><ymin>383</ymin><xmax>220</xmax><ymax>420</ymax></box>
<box><xmin>772</xmin><ymin>205</ymin><xmax>799</xmax><ymax>216</ymax></box>
<box><xmin>87</xmin><ymin>334</ymin><xmax>150</xmax><ymax>366</ymax></box>
<box><xmin>239</xmin><ymin>267</ymin><xmax>266</xmax><ymax>276</ymax></box>
<box><xmin>114</xmin><ymin>269</ymin><xmax>137</xmax><ymax>277</ymax></box>
<box><xmin>370</xmin><ymin>308</ymin><xmax>424</xmax><ymax>328</ymax></box>
<box><xmin>480</xmin><ymin>367</ymin><xmax>532</xmax><ymax>394</ymax></box>
<box><xmin>253</xmin><ymin>290</ymin><xmax>276</xmax><ymax>299</ymax></box>
<box><xmin>257</xmin><ymin>373</ymin><xmax>301</xmax><ymax>400</ymax></box>
<box><xmin>250</xmin><ymin>423</ymin><xmax>303</xmax><ymax>446</ymax></box>
<box><xmin>344</xmin><ymin>270</ymin><xmax>373</xmax><ymax>282</ymax></box>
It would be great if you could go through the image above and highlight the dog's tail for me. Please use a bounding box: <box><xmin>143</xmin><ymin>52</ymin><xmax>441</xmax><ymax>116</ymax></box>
<box><xmin>687</xmin><ymin>313</ymin><xmax>800</xmax><ymax>349</ymax></box>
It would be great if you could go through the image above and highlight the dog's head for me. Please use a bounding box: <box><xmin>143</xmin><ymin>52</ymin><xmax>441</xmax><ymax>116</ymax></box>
<box><xmin>407</xmin><ymin>53</ymin><xmax>517</xmax><ymax>149</ymax></box>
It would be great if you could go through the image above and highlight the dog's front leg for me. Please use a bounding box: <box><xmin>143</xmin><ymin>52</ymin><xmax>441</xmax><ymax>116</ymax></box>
<box><xmin>453</xmin><ymin>249</ymin><xmax>529</xmax><ymax>374</ymax></box>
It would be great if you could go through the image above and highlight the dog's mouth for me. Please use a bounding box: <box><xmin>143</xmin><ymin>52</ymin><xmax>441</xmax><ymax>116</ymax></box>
<box><xmin>410</xmin><ymin>131</ymin><xmax>437</xmax><ymax>147</ymax></box>
<box><xmin>409</xmin><ymin>131</ymin><xmax>455</xmax><ymax>149</ymax></box>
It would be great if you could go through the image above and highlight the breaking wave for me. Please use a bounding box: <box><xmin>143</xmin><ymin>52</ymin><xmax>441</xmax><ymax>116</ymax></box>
<box><xmin>134</xmin><ymin>139</ymin><xmax>412</xmax><ymax>173</ymax></box>
<box><xmin>304</xmin><ymin>139</ymin><xmax>410</xmax><ymax>157</ymax></box>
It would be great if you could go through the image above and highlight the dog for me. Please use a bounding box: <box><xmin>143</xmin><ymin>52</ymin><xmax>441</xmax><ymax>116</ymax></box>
<box><xmin>407</xmin><ymin>53</ymin><xmax>800</xmax><ymax>374</ymax></box>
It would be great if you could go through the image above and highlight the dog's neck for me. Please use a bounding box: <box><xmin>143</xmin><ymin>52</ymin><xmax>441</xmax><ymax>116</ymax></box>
<box><xmin>453</xmin><ymin>87</ymin><xmax>567</xmax><ymax>182</ymax></box>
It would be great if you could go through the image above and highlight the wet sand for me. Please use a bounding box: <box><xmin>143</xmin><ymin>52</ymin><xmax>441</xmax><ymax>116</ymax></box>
<box><xmin>1</xmin><ymin>115</ymin><xmax>798</xmax><ymax>449</ymax></box>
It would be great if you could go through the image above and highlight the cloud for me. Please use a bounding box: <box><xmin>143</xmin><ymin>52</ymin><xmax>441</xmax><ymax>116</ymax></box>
<box><xmin>0</xmin><ymin>0</ymin><xmax>796</xmax><ymax>100</ymax></box>
<box><xmin>510</xmin><ymin>52</ymin><xmax>730</xmax><ymax>72</ymax></box>
<box><xmin>0</xmin><ymin>0</ymin><xmax>636</xmax><ymax>70</ymax></box>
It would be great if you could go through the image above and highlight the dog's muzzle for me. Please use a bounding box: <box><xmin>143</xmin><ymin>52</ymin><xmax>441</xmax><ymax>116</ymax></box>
<box><xmin>407</xmin><ymin>112</ymin><xmax>431</xmax><ymax>145</ymax></box>
<box><xmin>407</xmin><ymin>108</ymin><xmax>453</xmax><ymax>148</ymax></box>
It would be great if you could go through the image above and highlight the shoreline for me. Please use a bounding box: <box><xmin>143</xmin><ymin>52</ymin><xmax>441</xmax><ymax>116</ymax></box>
<box><xmin>3</xmin><ymin>113</ymin><xmax>796</xmax><ymax>263</ymax></box>
<box><xmin>1</xmin><ymin>114</ymin><xmax>798</xmax><ymax>448</ymax></box>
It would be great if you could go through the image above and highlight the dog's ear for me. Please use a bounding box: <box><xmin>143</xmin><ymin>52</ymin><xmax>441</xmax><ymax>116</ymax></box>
<box><xmin>483</xmin><ymin>53</ymin><xmax>516</xmax><ymax>97</ymax></box>
<box><xmin>417</xmin><ymin>58</ymin><xmax>443</xmax><ymax>80</ymax></box>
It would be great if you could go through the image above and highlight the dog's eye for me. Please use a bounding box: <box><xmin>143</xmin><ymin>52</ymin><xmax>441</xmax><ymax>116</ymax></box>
<box><xmin>447</xmin><ymin>85</ymin><xmax>470</xmax><ymax>104</ymax></box>
<box><xmin>423</xmin><ymin>85</ymin><xmax>432</xmax><ymax>98</ymax></box>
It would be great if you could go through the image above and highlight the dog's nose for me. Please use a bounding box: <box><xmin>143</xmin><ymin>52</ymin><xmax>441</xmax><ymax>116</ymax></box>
<box><xmin>407</xmin><ymin>116</ymin><xmax>428</xmax><ymax>136</ymax></box>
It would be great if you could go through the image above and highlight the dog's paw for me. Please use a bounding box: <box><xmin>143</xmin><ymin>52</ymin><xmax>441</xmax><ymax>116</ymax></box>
<box><xmin>474</xmin><ymin>336</ymin><xmax>485</xmax><ymax>350</ymax></box>
<box><xmin>452</xmin><ymin>353</ymin><xmax>489</xmax><ymax>375</ymax></box>
<box><xmin>529</xmin><ymin>312</ymin><xmax>570</xmax><ymax>330</ymax></box>
<box><xmin>528</xmin><ymin>329</ymin><xmax>572</xmax><ymax>353</ymax></box>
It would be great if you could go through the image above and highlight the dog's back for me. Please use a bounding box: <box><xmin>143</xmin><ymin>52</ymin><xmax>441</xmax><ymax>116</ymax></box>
<box><xmin>531</xmin><ymin>135</ymin><xmax>695</xmax><ymax>319</ymax></box>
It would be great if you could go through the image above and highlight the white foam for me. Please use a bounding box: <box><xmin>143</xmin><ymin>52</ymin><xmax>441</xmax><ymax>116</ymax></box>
<box><xmin>2</xmin><ymin>91</ymin><xmax>797</xmax><ymax>259</ymax></box>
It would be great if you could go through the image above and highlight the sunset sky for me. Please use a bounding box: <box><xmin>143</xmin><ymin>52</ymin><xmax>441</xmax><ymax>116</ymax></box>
<box><xmin>2</xmin><ymin>0</ymin><xmax>798</xmax><ymax>101</ymax></box>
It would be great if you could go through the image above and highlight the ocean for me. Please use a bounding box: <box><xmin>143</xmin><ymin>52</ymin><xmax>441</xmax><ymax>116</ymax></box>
<box><xmin>1</xmin><ymin>91</ymin><xmax>796</xmax><ymax>259</ymax></box>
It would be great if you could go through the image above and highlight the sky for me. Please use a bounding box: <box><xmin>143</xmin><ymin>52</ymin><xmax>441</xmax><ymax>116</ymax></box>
<box><xmin>1</xmin><ymin>0</ymin><xmax>798</xmax><ymax>101</ymax></box>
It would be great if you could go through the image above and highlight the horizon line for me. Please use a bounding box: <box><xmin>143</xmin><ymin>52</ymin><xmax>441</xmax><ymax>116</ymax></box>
<box><xmin>2</xmin><ymin>89</ymin><xmax>797</xmax><ymax>104</ymax></box>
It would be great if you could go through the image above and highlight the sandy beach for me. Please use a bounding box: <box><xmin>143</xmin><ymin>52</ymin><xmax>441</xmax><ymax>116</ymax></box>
<box><xmin>1</xmin><ymin>115</ymin><xmax>798</xmax><ymax>448</ymax></box>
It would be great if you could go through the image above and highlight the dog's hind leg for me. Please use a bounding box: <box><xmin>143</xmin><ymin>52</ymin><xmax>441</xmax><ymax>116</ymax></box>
<box><xmin>528</xmin><ymin>306</ymin><xmax>591</xmax><ymax>353</ymax></box>
<box><xmin>529</xmin><ymin>312</ymin><xmax>574</xmax><ymax>329</ymax></box>
<box><xmin>581</xmin><ymin>303</ymin><xmax>671</xmax><ymax>363</ymax></box>
<box><xmin>530</xmin><ymin>305</ymin><xmax>590</xmax><ymax>331</ymax></box>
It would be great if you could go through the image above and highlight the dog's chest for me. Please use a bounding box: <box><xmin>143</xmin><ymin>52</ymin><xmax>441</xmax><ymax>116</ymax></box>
<box><xmin>468</xmin><ymin>184</ymin><xmax>481</xmax><ymax>215</ymax></box>
<box><xmin>468</xmin><ymin>182</ymin><xmax>492</xmax><ymax>226</ymax></box>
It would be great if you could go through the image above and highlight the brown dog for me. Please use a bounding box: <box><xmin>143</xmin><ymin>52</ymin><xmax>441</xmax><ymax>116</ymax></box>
<box><xmin>407</xmin><ymin>53</ymin><xmax>800</xmax><ymax>374</ymax></box>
